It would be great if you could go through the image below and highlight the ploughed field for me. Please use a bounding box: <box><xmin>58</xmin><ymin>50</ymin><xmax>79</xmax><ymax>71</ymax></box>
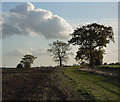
<box><xmin>2</xmin><ymin>66</ymin><xmax>119</xmax><ymax>101</ymax></box>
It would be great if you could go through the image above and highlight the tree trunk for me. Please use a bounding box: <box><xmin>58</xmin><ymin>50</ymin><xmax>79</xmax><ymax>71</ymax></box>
<box><xmin>59</xmin><ymin>57</ymin><xmax>62</xmax><ymax>66</ymax></box>
<box><xmin>90</xmin><ymin>50</ymin><xmax>94</xmax><ymax>67</ymax></box>
<box><xmin>90</xmin><ymin>55</ymin><xmax>94</xmax><ymax>67</ymax></box>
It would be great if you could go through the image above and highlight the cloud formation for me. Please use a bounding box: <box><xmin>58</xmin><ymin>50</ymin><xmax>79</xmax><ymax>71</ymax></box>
<box><xmin>2</xmin><ymin>2</ymin><xmax>73</xmax><ymax>39</ymax></box>
<box><xmin>5</xmin><ymin>48</ymin><xmax>47</xmax><ymax>56</ymax></box>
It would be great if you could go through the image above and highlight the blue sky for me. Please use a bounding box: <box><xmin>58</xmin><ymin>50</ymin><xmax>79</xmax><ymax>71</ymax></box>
<box><xmin>1</xmin><ymin>2</ymin><xmax>118</xmax><ymax>67</ymax></box>
<box><xmin>2</xmin><ymin>2</ymin><xmax>117</xmax><ymax>19</ymax></box>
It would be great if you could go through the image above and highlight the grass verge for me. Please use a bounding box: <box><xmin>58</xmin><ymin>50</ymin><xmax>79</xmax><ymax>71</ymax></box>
<box><xmin>61</xmin><ymin>67</ymin><xmax>119</xmax><ymax>101</ymax></box>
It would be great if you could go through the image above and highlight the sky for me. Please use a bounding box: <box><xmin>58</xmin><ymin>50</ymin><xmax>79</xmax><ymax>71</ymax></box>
<box><xmin>1</xmin><ymin>2</ymin><xmax>118</xmax><ymax>67</ymax></box>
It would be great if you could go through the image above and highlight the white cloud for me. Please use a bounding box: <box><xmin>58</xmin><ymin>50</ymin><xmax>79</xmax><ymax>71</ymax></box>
<box><xmin>2</xmin><ymin>2</ymin><xmax>73</xmax><ymax>39</ymax></box>
<box><xmin>28</xmin><ymin>47</ymin><xmax>47</xmax><ymax>56</ymax></box>
<box><xmin>5</xmin><ymin>48</ymin><xmax>47</xmax><ymax>56</ymax></box>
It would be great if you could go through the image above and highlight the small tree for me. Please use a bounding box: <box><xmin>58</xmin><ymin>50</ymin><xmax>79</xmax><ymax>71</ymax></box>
<box><xmin>48</xmin><ymin>40</ymin><xmax>72</xmax><ymax>66</ymax></box>
<box><xmin>69</xmin><ymin>23</ymin><xmax>114</xmax><ymax>67</ymax></box>
<box><xmin>20</xmin><ymin>54</ymin><xmax>37</xmax><ymax>68</ymax></box>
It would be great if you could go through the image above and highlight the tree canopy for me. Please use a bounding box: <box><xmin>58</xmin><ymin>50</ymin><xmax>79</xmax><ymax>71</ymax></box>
<box><xmin>18</xmin><ymin>54</ymin><xmax>37</xmax><ymax>68</ymax></box>
<box><xmin>69</xmin><ymin>23</ymin><xmax>114</xmax><ymax>66</ymax></box>
<box><xmin>48</xmin><ymin>40</ymin><xmax>72</xmax><ymax>66</ymax></box>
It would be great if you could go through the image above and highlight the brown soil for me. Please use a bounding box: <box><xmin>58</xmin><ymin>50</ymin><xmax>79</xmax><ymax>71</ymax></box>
<box><xmin>2</xmin><ymin>67</ymin><xmax>82</xmax><ymax>101</ymax></box>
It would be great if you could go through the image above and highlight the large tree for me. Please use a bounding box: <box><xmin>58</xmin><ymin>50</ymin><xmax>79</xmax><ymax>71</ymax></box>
<box><xmin>69</xmin><ymin>23</ymin><xmax>114</xmax><ymax>66</ymax></box>
<box><xmin>19</xmin><ymin>54</ymin><xmax>37</xmax><ymax>68</ymax></box>
<box><xmin>48</xmin><ymin>40</ymin><xmax>72</xmax><ymax>66</ymax></box>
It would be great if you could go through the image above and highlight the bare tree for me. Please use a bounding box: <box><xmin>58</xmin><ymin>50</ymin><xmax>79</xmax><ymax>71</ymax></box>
<box><xmin>48</xmin><ymin>40</ymin><xmax>72</xmax><ymax>66</ymax></box>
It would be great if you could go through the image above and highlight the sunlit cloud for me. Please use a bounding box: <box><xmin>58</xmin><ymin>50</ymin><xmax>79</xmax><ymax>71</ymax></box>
<box><xmin>2</xmin><ymin>2</ymin><xmax>73</xmax><ymax>39</ymax></box>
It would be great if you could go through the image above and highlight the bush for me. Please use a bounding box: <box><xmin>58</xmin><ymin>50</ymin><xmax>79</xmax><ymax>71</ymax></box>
<box><xmin>16</xmin><ymin>63</ymin><xmax>23</xmax><ymax>68</ymax></box>
<box><xmin>115</xmin><ymin>62</ymin><xmax>120</xmax><ymax>65</ymax></box>
<box><xmin>103</xmin><ymin>62</ymin><xmax>107</xmax><ymax>65</ymax></box>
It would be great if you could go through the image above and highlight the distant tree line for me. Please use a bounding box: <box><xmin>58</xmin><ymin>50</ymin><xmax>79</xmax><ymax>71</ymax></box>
<box><xmin>103</xmin><ymin>62</ymin><xmax>120</xmax><ymax>65</ymax></box>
